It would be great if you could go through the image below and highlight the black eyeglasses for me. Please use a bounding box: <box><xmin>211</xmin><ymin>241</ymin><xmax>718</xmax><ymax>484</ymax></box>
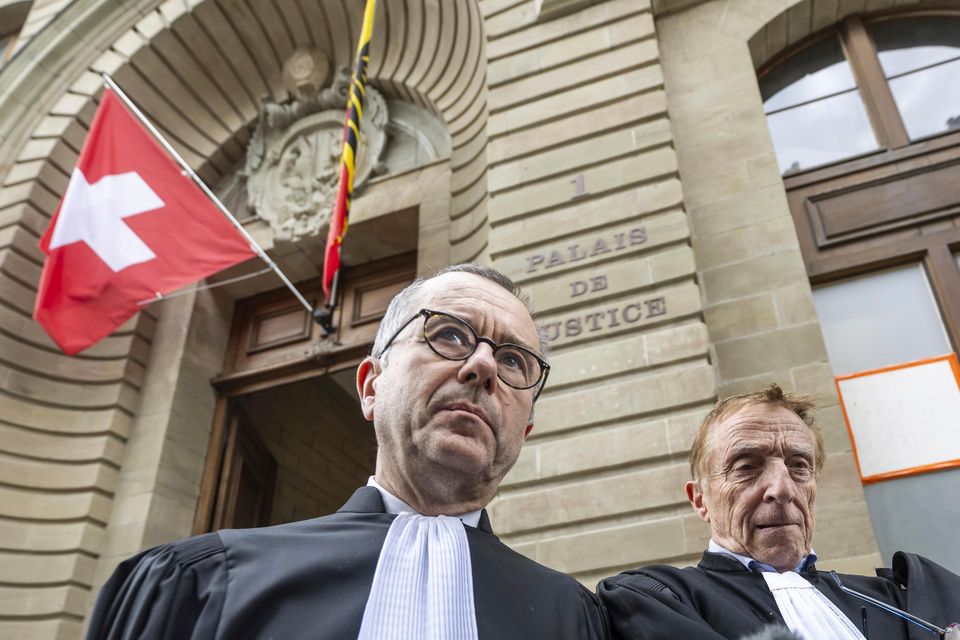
<box><xmin>378</xmin><ymin>309</ymin><xmax>550</xmax><ymax>399</ymax></box>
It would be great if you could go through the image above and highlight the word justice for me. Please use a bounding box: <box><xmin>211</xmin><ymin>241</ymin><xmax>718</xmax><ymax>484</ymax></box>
<box><xmin>543</xmin><ymin>296</ymin><xmax>667</xmax><ymax>342</ymax></box>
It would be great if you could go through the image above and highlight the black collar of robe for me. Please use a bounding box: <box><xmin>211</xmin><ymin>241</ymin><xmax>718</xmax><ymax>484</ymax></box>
<box><xmin>598</xmin><ymin>548</ymin><xmax>960</xmax><ymax>640</ymax></box>
<box><xmin>696</xmin><ymin>550</ymin><xmax>818</xmax><ymax>573</ymax></box>
<box><xmin>87</xmin><ymin>486</ymin><xmax>607</xmax><ymax>640</ymax></box>
<box><xmin>339</xmin><ymin>485</ymin><xmax>496</xmax><ymax>533</ymax></box>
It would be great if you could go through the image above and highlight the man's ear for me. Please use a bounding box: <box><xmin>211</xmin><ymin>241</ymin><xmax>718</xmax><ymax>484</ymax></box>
<box><xmin>356</xmin><ymin>357</ymin><xmax>381</xmax><ymax>422</ymax></box>
<box><xmin>523</xmin><ymin>423</ymin><xmax>534</xmax><ymax>439</ymax></box>
<box><xmin>686</xmin><ymin>480</ymin><xmax>710</xmax><ymax>523</ymax></box>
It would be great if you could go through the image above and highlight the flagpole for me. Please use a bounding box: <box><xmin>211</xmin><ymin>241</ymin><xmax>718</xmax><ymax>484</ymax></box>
<box><xmin>99</xmin><ymin>73</ymin><xmax>316</xmax><ymax>318</ymax></box>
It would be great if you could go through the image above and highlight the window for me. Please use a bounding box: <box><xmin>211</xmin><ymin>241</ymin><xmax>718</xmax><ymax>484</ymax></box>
<box><xmin>761</xmin><ymin>37</ymin><xmax>877</xmax><ymax>174</ymax></box>
<box><xmin>757</xmin><ymin>11</ymin><xmax>960</xmax><ymax>364</ymax></box>
<box><xmin>760</xmin><ymin>14</ymin><xmax>960</xmax><ymax>176</ymax></box>
<box><xmin>761</xmin><ymin>11</ymin><xmax>960</xmax><ymax>572</ymax></box>
<box><xmin>870</xmin><ymin>18</ymin><xmax>960</xmax><ymax>141</ymax></box>
<box><xmin>812</xmin><ymin>264</ymin><xmax>952</xmax><ymax>375</ymax></box>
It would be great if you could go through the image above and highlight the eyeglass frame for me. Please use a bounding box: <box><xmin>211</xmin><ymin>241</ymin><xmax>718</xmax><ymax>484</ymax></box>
<box><xmin>376</xmin><ymin>308</ymin><xmax>551</xmax><ymax>401</ymax></box>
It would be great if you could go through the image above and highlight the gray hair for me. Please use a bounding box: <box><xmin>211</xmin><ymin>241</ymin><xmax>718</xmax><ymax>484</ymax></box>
<box><xmin>371</xmin><ymin>263</ymin><xmax>550</xmax><ymax>362</ymax></box>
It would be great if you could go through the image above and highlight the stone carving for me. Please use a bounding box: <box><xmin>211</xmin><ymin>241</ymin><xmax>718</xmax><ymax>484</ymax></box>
<box><xmin>284</xmin><ymin>48</ymin><xmax>330</xmax><ymax>100</ymax></box>
<box><xmin>243</xmin><ymin>54</ymin><xmax>388</xmax><ymax>244</ymax></box>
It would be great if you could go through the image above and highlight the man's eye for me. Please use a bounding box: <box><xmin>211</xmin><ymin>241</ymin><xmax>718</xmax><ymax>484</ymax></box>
<box><xmin>497</xmin><ymin>350</ymin><xmax>527</xmax><ymax>372</ymax></box>
<box><xmin>790</xmin><ymin>461</ymin><xmax>814</xmax><ymax>478</ymax></box>
<box><xmin>433</xmin><ymin>325</ymin><xmax>470</xmax><ymax>345</ymax></box>
<box><xmin>730</xmin><ymin>462</ymin><xmax>759</xmax><ymax>477</ymax></box>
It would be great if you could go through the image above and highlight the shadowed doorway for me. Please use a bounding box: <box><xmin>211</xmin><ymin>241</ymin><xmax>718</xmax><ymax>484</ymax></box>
<box><xmin>194</xmin><ymin>255</ymin><xmax>415</xmax><ymax>533</ymax></box>
<box><xmin>207</xmin><ymin>370</ymin><xmax>376</xmax><ymax>530</ymax></box>
<box><xmin>234</xmin><ymin>371</ymin><xmax>375</xmax><ymax>526</ymax></box>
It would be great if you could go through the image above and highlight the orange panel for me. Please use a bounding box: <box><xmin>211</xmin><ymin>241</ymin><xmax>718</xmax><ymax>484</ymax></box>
<box><xmin>835</xmin><ymin>352</ymin><xmax>960</xmax><ymax>485</ymax></box>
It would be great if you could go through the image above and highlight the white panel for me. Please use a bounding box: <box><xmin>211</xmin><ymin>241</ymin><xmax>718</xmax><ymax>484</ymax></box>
<box><xmin>838</xmin><ymin>357</ymin><xmax>960</xmax><ymax>481</ymax></box>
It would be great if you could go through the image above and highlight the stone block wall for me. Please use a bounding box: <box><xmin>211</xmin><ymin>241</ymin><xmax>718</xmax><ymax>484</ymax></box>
<box><xmin>85</xmin><ymin>288</ymin><xmax>234</xmax><ymax>602</ymax></box>
<box><xmin>654</xmin><ymin>0</ymin><xmax>885</xmax><ymax>572</ymax></box>
<box><xmin>481</xmin><ymin>0</ymin><xmax>716</xmax><ymax>587</ymax></box>
<box><xmin>0</xmin><ymin>108</ymin><xmax>155</xmax><ymax>638</ymax></box>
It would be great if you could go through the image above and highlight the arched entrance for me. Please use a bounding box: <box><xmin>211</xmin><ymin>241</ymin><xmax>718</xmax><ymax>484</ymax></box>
<box><xmin>0</xmin><ymin>1</ymin><xmax>489</xmax><ymax>635</ymax></box>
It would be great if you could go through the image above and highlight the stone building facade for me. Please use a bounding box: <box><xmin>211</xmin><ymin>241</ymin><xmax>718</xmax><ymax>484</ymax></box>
<box><xmin>0</xmin><ymin>0</ymin><xmax>957</xmax><ymax>637</ymax></box>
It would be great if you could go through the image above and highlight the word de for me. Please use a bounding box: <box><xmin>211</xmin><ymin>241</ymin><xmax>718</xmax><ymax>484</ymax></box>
<box><xmin>570</xmin><ymin>275</ymin><xmax>608</xmax><ymax>297</ymax></box>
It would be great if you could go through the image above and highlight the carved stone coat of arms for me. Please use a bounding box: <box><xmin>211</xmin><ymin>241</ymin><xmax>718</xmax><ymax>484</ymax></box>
<box><xmin>242</xmin><ymin>61</ymin><xmax>388</xmax><ymax>244</ymax></box>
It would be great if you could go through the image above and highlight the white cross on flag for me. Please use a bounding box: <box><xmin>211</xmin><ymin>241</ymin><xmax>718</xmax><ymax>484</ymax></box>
<box><xmin>34</xmin><ymin>88</ymin><xmax>256</xmax><ymax>354</ymax></box>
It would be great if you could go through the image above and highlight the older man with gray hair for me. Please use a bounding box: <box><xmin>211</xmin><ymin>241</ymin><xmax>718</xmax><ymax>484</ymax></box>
<box><xmin>598</xmin><ymin>384</ymin><xmax>960</xmax><ymax>640</ymax></box>
<box><xmin>86</xmin><ymin>263</ymin><xmax>607</xmax><ymax>640</ymax></box>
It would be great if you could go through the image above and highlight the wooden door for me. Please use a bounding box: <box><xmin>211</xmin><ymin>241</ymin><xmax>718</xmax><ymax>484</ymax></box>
<box><xmin>211</xmin><ymin>409</ymin><xmax>277</xmax><ymax>530</ymax></box>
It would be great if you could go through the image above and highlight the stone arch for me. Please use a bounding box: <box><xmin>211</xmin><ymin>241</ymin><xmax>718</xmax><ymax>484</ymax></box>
<box><xmin>0</xmin><ymin>1</ymin><xmax>489</xmax><ymax>635</ymax></box>
<box><xmin>0</xmin><ymin>0</ymin><xmax>491</xmax><ymax>417</ymax></box>
<box><xmin>3</xmin><ymin>0</ymin><xmax>489</xmax><ymax>256</ymax></box>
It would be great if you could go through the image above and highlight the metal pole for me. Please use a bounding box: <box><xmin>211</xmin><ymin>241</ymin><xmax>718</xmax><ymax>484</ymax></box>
<box><xmin>100</xmin><ymin>73</ymin><xmax>316</xmax><ymax>317</ymax></box>
<box><xmin>313</xmin><ymin>268</ymin><xmax>340</xmax><ymax>334</ymax></box>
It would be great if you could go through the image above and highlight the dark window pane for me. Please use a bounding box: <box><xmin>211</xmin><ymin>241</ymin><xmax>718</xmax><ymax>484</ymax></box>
<box><xmin>761</xmin><ymin>35</ymin><xmax>856</xmax><ymax>113</ymax></box>
<box><xmin>870</xmin><ymin>17</ymin><xmax>960</xmax><ymax>78</ymax></box>
<box><xmin>888</xmin><ymin>58</ymin><xmax>960</xmax><ymax>139</ymax></box>
<box><xmin>869</xmin><ymin>18</ymin><xmax>960</xmax><ymax>141</ymax></box>
<box><xmin>766</xmin><ymin>90</ymin><xmax>878</xmax><ymax>174</ymax></box>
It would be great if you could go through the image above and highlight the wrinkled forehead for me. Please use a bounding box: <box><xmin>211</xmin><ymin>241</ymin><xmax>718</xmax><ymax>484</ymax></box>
<box><xmin>709</xmin><ymin>404</ymin><xmax>815</xmax><ymax>464</ymax></box>
<box><xmin>415</xmin><ymin>273</ymin><xmax>539</xmax><ymax>349</ymax></box>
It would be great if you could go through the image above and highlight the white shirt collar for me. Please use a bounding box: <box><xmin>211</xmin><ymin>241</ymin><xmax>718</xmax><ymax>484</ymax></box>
<box><xmin>709</xmin><ymin>539</ymin><xmax>817</xmax><ymax>573</ymax></box>
<box><xmin>367</xmin><ymin>476</ymin><xmax>482</xmax><ymax>528</ymax></box>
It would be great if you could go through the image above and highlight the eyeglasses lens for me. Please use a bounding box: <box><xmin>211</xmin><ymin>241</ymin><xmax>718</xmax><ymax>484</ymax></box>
<box><xmin>423</xmin><ymin>314</ymin><xmax>475</xmax><ymax>359</ymax></box>
<box><xmin>422</xmin><ymin>313</ymin><xmax>541</xmax><ymax>389</ymax></box>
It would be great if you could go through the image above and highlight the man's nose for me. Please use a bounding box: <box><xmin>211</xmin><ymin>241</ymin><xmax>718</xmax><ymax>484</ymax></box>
<box><xmin>762</xmin><ymin>460</ymin><xmax>796</xmax><ymax>503</ymax></box>
<box><xmin>457</xmin><ymin>342</ymin><xmax>498</xmax><ymax>392</ymax></box>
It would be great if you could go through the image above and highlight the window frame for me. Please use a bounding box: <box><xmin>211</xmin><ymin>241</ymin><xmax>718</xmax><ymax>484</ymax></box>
<box><xmin>759</xmin><ymin>10</ymin><xmax>960</xmax><ymax>356</ymax></box>
<box><xmin>758</xmin><ymin>11</ymin><xmax>960</xmax><ymax>172</ymax></box>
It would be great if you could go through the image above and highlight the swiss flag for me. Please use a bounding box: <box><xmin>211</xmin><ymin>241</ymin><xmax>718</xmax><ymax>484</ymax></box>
<box><xmin>34</xmin><ymin>88</ymin><xmax>256</xmax><ymax>354</ymax></box>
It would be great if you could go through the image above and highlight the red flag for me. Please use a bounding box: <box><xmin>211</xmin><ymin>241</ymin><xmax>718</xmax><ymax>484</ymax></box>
<box><xmin>322</xmin><ymin>0</ymin><xmax>377</xmax><ymax>302</ymax></box>
<box><xmin>33</xmin><ymin>88</ymin><xmax>256</xmax><ymax>354</ymax></box>
<box><xmin>322</xmin><ymin>161</ymin><xmax>350</xmax><ymax>300</ymax></box>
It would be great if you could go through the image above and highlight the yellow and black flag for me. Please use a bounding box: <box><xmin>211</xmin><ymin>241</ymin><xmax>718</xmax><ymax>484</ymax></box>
<box><xmin>321</xmin><ymin>0</ymin><xmax>377</xmax><ymax>314</ymax></box>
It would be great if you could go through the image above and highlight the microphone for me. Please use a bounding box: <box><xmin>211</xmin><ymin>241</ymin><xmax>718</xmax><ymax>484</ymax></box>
<box><xmin>830</xmin><ymin>571</ymin><xmax>955</xmax><ymax>638</ymax></box>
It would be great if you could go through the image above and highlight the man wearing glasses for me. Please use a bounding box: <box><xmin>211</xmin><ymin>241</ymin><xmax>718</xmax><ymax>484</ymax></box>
<box><xmin>86</xmin><ymin>264</ymin><xmax>608</xmax><ymax>640</ymax></box>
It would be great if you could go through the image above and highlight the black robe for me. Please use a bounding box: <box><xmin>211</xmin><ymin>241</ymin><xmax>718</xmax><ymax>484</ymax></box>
<box><xmin>86</xmin><ymin>487</ymin><xmax>608</xmax><ymax>639</ymax></box>
<box><xmin>597</xmin><ymin>551</ymin><xmax>960</xmax><ymax>640</ymax></box>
